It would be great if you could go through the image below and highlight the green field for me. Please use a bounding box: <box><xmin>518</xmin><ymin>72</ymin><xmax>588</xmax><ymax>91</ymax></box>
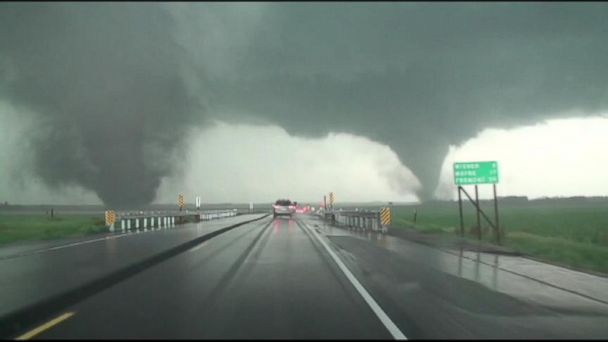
<box><xmin>0</xmin><ymin>215</ymin><xmax>107</xmax><ymax>246</ymax></box>
<box><xmin>391</xmin><ymin>199</ymin><xmax>608</xmax><ymax>275</ymax></box>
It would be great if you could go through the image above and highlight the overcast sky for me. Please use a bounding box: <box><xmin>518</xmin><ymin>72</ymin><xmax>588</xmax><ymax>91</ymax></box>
<box><xmin>1</xmin><ymin>3</ymin><xmax>608</xmax><ymax>207</ymax></box>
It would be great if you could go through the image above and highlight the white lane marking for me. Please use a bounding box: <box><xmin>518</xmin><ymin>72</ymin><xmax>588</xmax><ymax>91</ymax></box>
<box><xmin>189</xmin><ymin>241</ymin><xmax>208</xmax><ymax>253</ymax></box>
<box><xmin>2</xmin><ymin>216</ymin><xmax>258</xmax><ymax>260</ymax></box>
<box><xmin>3</xmin><ymin>228</ymin><xmax>147</xmax><ymax>259</ymax></box>
<box><xmin>46</xmin><ymin>233</ymin><xmax>132</xmax><ymax>251</ymax></box>
<box><xmin>306</xmin><ymin>222</ymin><xmax>408</xmax><ymax>340</ymax></box>
<box><xmin>43</xmin><ymin>216</ymin><xmax>248</xmax><ymax>252</ymax></box>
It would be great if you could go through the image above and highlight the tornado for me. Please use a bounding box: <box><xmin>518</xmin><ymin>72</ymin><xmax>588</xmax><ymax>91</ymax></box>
<box><xmin>2</xmin><ymin>2</ymin><xmax>608</xmax><ymax>205</ymax></box>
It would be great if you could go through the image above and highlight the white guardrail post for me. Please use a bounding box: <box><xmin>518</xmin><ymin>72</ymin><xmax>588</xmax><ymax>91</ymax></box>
<box><xmin>109</xmin><ymin>208</ymin><xmax>239</xmax><ymax>234</ymax></box>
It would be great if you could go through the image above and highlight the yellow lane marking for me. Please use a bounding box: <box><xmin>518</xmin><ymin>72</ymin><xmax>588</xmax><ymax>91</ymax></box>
<box><xmin>15</xmin><ymin>312</ymin><xmax>75</xmax><ymax>340</ymax></box>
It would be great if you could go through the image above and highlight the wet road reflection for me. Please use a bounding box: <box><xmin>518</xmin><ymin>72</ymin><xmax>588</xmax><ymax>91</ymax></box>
<box><xmin>305</xmin><ymin>213</ymin><xmax>608</xmax><ymax>315</ymax></box>
<box><xmin>301</xmin><ymin>213</ymin><xmax>608</xmax><ymax>338</ymax></box>
<box><xmin>32</xmin><ymin>215</ymin><xmax>393</xmax><ymax>339</ymax></box>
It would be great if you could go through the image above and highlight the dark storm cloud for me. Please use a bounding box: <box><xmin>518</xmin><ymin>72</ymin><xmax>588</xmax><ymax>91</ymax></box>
<box><xmin>199</xmin><ymin>3</ymin><xmax>608</xmax><ymax>200</ymax></box>
<box><xmin>2</xmin><ymin>3</ymin><xmax>608</xmax><ymax>205</ymax></box>
<box><xmin>0</xmin><ymin>3</ymin><xmax>203</xmax><ymax>208</ymax></box>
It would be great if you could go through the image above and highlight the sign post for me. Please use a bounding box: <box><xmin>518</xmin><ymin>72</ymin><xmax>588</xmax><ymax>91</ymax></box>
<box><xmin>475</xmin><ymin>185</ymin><xmax>481</xmax><ymax>240</ymax></box>
<box><xmin>493</xmin><ymin>184</ymin><xmax>500</xmax><ymax>244</ymax></box>
<box><xmin>178</xmin><ymin>194</ymin><xmax>185</xmax><ymax>224</ymax></box>
<box><xmin>453</xmin><ymin>161</ymin><xmax>501</xmax><ymax>244</ymax></box>
<box><xmin>178</xmin><ymin>194</ymin><xmax>185</xmax><ymax>211</ymax></box>
<box><xmin>379</xmin><ymin>207</ymin><xmax>391</xmax><ymax>234</ymax></box>
<box><xmin>105</xmin><ymin>210</ymin><xmax>116</xmax><ymax>232</ymax></box>
<box><xmin>457</xmin><ymin>187</ymin><xmax>464</xmax><ymax>237</ymax></box>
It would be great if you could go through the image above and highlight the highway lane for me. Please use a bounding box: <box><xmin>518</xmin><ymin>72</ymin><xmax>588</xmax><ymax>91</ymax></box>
<box><xmin>24</xmin><ymin>216</ymin><xmax>394</xmax><ymax>339</ymax></box>
<box><xmin>0</xmin><ymin>214</ymin><xmax>267</xmax><ymax>322</ymax></box>
<box><xmin>12</xmin><ymin>213</ymin><xmax>608</xmax><ymax>339</ymax></box>
<box><xmin>301</xmin><ymin>215</ymin><xmax>608</xmax><ymax>339</ymax></box>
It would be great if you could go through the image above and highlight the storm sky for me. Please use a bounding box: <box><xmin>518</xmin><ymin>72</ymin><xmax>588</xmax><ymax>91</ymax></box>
<box><xmin>1</xmin><ymin>3</ymin><xmax>608</xmax><ymax>207</ymax></box>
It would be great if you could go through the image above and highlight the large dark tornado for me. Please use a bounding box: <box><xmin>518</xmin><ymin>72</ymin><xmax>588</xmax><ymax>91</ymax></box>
<box><xmin>0</xmin><ymin>3</ymin><xmax>203</xmax><ymax>208</ymax></box>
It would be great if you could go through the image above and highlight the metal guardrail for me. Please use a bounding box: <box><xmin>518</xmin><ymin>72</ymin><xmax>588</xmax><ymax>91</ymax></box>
<box><xmin>108</xmin><ymin>209</ymin><xmax>239</xmax><ymax>232</ymax></box>
<box><xmin>318</xmin><ymin>208</ymin><xmax>389</xmax><ymax>233</ymax></box>
<box><xmin>198</xmin><ymin>209</ymin><xmax>239</xmax><ymax>220</ymax></box>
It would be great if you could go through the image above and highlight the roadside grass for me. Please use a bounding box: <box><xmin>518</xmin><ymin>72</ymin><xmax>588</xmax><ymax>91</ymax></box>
<box><xmin>505</xmin><ymin>232</ymin><xmax>608</xmax><ymax>274</ymax></box>
<box><xmin>390</xmin><ymin>201</ymin><xmax>608</xmax><ymax>274</ymax></box>
<box><xmin>0</xmin><ymin>215</ymin><xmax>106</xmax><ymax>246</ymax></box>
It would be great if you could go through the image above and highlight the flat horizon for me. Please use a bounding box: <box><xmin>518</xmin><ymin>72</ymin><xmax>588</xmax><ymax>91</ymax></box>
<box><xmin>3</xmin><ymin>195</ymin><xmax>608</xmax><ymax>208</ymax></box>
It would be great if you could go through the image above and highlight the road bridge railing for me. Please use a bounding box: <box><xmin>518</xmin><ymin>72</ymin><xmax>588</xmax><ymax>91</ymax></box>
<box><xmin>105</xmin><ymin>209</ymin><xmax>239</xmax><ymax>232</ymax></box>
<box><xmin>323</xmin><ymin>208</ymin><xmax>391</xmax><ymax>234</ymax></box>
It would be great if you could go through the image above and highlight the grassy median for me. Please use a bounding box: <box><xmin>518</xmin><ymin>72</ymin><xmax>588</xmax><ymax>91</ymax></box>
<box><xmin>391</xmin><ymin>200</ymin><xmax>608</xmax><ymax>275</ymax></box>
<box><xmin>0</xmin><ymin>215</ymin><xmax>107</xmax><ymax>246</ymax></box>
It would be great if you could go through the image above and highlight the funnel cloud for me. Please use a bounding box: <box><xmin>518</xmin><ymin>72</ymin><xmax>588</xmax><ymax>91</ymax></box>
<box><xmin>192</xmin><ymin>3</ymin><xmax>608</xmax><ymax>200</ymax></box>
<box><xmin>0</xmin><ymin>3</ymin><xmax>203</xmax><ymax>208</ymax></box>
<box><xmin>2</xmin><ymin>3</ymin><xmax>608</xmax><ymax>205</ymax></box>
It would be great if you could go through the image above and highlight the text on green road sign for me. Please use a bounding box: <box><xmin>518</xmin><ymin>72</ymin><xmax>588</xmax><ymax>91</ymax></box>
<box><xmin>453</xmin><ymin>161</ymin><xmax>499</xmax><ymax>185</ymax></box>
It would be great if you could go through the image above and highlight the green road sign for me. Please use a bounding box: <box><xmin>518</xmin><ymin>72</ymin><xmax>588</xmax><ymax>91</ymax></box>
<box><xmin>453</xmin><ymin>161</ymin><xmax>499</xmax><ymax>185</ymax></box>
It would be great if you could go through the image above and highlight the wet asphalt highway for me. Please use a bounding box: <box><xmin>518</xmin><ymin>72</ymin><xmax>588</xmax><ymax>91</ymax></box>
<box><xmin>0</xmin><ymin>214</ymin><xmax>267</xmax><ymax>322</ymax></box>
<box><xmin>10</xmin><ymin>214</ymin><xmax>608</xmax><ymax>339</ymax></box>
<box><xmin>24</xmin><ymin>216</ymin><xmax>393</xmax><ymax>339</ymax></box>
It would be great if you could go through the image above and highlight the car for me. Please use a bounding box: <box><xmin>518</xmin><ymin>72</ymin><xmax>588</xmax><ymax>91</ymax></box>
<box><xmin>273</xmin><ymin>199</ymin><xmax>295</xmax><ymax>218</ymax></box>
